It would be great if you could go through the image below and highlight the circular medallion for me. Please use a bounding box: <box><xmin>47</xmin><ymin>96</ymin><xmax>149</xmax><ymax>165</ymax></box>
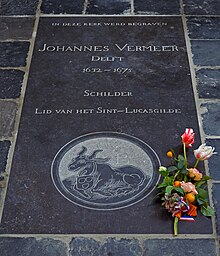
<box><xmin>51</xmin><ymin>132</ymin><xmax>160</xmax><ymax>210</ymax></box>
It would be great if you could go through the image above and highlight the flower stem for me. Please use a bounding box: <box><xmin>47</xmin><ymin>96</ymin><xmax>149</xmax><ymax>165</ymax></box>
<box><xmin>174</xmin><ymin>170</ymin><xmax>180</xmax><ymax>181</ymax></box>
<box><xmin>183</xmin><ymin>143</ymin><xmax>187</xmax><ymax>168</ymax></box>
<box><xmin>194</xmin><ymin>159</ymin><xmax>200</xmax><ymax>168</ymax></box>
<box><xmin>174</xmin><ymin>216</ymin><xmax>178</xmax><ymax>236</ymax></box>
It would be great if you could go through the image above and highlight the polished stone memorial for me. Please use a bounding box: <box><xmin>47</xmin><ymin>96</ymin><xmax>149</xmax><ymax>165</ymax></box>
<box><xmin>0</xmin><ymin>17</ymin><xmax>212</xmax><ymax>234</ymax></box>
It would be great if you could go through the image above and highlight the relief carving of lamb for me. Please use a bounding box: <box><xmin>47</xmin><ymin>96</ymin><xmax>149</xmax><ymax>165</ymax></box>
<box><xmin>63</xmin><ymin>146</ymin><xmax>149</xmax><ymax>200</ymax></box>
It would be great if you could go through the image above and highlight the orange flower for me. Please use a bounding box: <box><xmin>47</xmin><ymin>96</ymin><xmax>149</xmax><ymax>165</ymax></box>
<box><xmin>167</xmin><ymin>151</ymin><xmax>173</xmax><ymax>158</ymax></box>
<box><xmin>174</xmin><ymin>181</ymin><xmax>181</xmax><ymax>187</ymax></box>
<box><xmin>188</xmin><ymin>168</ymin><xmax>203</xmax><ymax>181</ymax></box>
<box><xmin>185</xmin><ymin>193</ymin><xmax>195</xmax><ymax>203</ymax></box>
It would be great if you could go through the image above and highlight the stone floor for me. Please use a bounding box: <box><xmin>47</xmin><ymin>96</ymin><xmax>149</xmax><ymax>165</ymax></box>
<box><xmin>0</xmin><ymin>0</ymin><xmax>220</xmax><ymax>255</ymax></box>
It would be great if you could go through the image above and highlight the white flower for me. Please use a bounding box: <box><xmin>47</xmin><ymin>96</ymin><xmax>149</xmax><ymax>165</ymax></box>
<box><xmin>194</xmin><ymin>144</ymin><xmax>217</xmax><ymax>161</ymax></box>
<box><xmin>159</xmin><ymin>166</ymin><xmax>167</xmax><ymax>172</ymax></box>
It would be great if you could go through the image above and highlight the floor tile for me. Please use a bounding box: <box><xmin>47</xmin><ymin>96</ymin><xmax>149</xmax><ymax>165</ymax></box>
<box><xmin>0</xmin><ymin>140</ymin><xmax>10</xmax><ymax>173</ymax></box>
<box><xmin>0</xmin><ymin>42</ymin><xmax>30</xmax><ymax>67</ymax></box>
<box><xmin>206</xmin><ymin>139</ymin><xmax>220</xmax><ymax>180</ymax></box>
<box><xmin>0</xmin><ymin>238</ymin><xmax>68</xmax><ymax>256</ymax></box>
<box><xmin>41</xmin><ymin>0</ymin><xmax>84</xmax><ymax>14</ymax></box>
<box><xmin>86</xmin><ymin>0</ymin><xmax>130</xmax><ymax>15</ymax></box>
<box><xmin>143</xmin><ymin>239</ymin><xmax>217</xmax><ymax>256</ymax></box>
<box><xmin>212</xmin><ymin>184</ymin><xmax>220</xmax><ymax>235</ymax></box>
<box><xmin>0</xmin><ymin>0</ymin><xmax>38</xmax><ymax>15</ymax></box>
<box><xmin>70</xmin><ymin>237</ymin><xmax>142</xmax><ymax>256</ymax></box>
<box><xmin>187</xmin><ymin>17</ymin><xmax>220</xmax><ymax>39</ymax></box>
<box><xmin>0</xmin><ymin>18</ymin><xmax>35</xmax><ymax>41</ymax></box>
<box><xmin>201</xmin><ymin>103</ymin><xmax>220</xmax><ymax>136</ymax></box>
<box><xmin>134</xmin><ymin>0</ymin><xmax>180</xmax><ymax>15</ymax></box>
<box><xmin>0</xmin><ymin>101</ymin><xmax>17</xmax><ymax>137</ymax></box>
<box><xmin>0</xmin><ymin>69</ymin><xmax>24</xmax><ymax>99</ymax></box>
<box><xmin>183</xmin><ymin>0</ymin><xmax>220</xmax><ymax>15</ymax></box>
<box><xmin>191</xmin><ymin>40</ymin><xmax>220</xmax><ymax>66</ymax></box>
<box><xmin>196</xmin><ymin>69</ymin><xmax>220</xmax><ymax>99</ymax></box>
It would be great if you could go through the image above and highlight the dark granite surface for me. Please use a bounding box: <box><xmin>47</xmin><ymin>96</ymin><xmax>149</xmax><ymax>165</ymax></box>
<box><xmin>201</xmin><ymin>103</ymin><xmax>220</xmax><ymax>136</ymax></box>
<box><xmin>41</xmin><ymin>0</ymin><xmax>85</xmax><ymax>14</ymax></box>
<box><xmin>206</xmin><ymin>139</ymin><xmax>220</xmax><ymax>180</ymax></box>
<box><xmin>0</xmin><ymin>0</ymin><xmax>38</xmax><ymax>15</ymax></box>
<box><xmin>0</xmin><ymin>140</ymin><xmax>10</xmax><ymax>173</ymax></box>
<box><xmin>187</xmin><ymin>17</ymin><xmax>220</xmax><ymax>40</ymax></box>
<box><xmin>143</xmin><ymin>239</ymin><xmax>217</xmax><ymax>256</ymax></box>
<box><xmin>86</xmin><ymin>0</ymin><xmax>130</xmax><ymax>15</ymax></box>
<box><xmin>0</xmin><ymin>42</ymin><xmax>30</xmax><ymax>67</ymax></box>
<box><xmin>183</xmin><ymin>0</ymin><xmax>220</xmax><ymax>15</ymax></box>
<box><xmin>0</xmin><ymin>69</ymin><xmax>24</xmax><ymax>99</ymax></box>
<box><xmin>196</xmin><ymin>69</ymin><xmax>220</xmax><ymax>99</ymax></box>
<box><xmin>0</xmin><ymin>238</ymin><xmax>68</xmax><ymax>256</ymax></box>
<box><xmin>212</xmin><ymin>184</ymin><xmax>220</xmax><ymax>235</ymax></box>
<box><xmin>0</xmin><ymin>16</ymin><xmax>212</xmax><ymax>234</ymax></box>
<box><xmin>0</xmin><ymin>18</ymin><xmax>35</xmax><ymax>41</ymax></box>
<box><xmin>134</xmin><ymin>0</ymin><xmax>180</xmax><ymax>15</ymax></box>
<box><xmin>191</xmin><ymin>40</ymin><xmax>220</xmax><ymax>66</ymax></box>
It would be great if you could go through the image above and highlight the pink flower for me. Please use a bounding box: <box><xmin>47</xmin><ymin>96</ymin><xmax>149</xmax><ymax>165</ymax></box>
<box><xmin>181</xmin><ymin>128</ymin><xmax>195</xmax><ymax>148</ymax></box>
<box><xmin>188</xmin><ymin>168</ymin><xmax>203</xmax><ymax>181</ymax></box>
<box><xmin>194</xmin><ymin>144</ymin><xmax>217</xmax><ymax>161</ymax></box>
<box><xmin>180</xmin><ymin>181</ymin><xmax>198</xmax><ymax>195</ymax></box>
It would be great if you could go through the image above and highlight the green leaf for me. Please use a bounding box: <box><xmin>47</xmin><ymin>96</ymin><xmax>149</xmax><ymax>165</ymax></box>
<box><xmin>173</xmin><ymin>187</ymin><xmax>185</xmax><ymax>195</ymax></box>
<box><xmin>180</xmin><ymin>169</ymin><xmax>188</xmax><ymax>175</ymax></box>
<box><xmin>195</xmin><ymin>180</ymin><xmax>206</xmax><ymax>188</ymax></box>
<box><xmin>157</xmin><ymin>182</ymin><xmax>168</xmax><ymax>188</ymax></box>
<box><xmin>165</xmin><ymin>186</ymin><xmax>174</xmax><ymax>195</ymax></box>
<box><xmin>201</xmin><ymin>206</ymin><xmax>215</xmax><ymax>217</ymax></box>
<box><xmin>177</xmin><ymin>160</ymin><xmax>185</xmax><ymax>169</ymax></box>
<box><xmin>202</xmin><ymin>175</ymin><xmax>212</xmax><ymax>181</ymax></box>
<box><xmin>168</xmin><ymin>166</ymin><xmax>178</xmax><ymax>172</ymax></box>
<box><xmin>178</xmin><ymin>155</ymin><xmax>185</xmax><ymax>161</ymax></box>
<box><xmin>157</xmin><ymin>176</ymin><xmax>174</xmax><ymax>189</ymax></box>
<box><xmin>196</xmin><ymin>197</ymin><xmax>206</xmax><ymax>206</ymax></box>
<box><xmin>197</xmin><ymin>188</ymin><xmax>208</xmax><ymax>199</ymax></box>
<box><xmin>165</xmin><ymin>176</ymin><xmax>174</xmax><ymax>185</ymax></box>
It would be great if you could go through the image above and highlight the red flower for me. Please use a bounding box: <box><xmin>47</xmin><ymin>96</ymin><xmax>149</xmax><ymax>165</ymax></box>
<box><xmin>181</xmin><ymin>128</ymin><xmax>195</xmax><ymax>148</ymax></box>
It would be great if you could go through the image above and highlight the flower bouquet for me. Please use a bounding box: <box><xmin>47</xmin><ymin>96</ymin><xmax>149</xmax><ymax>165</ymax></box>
<box><xmin>158</xmin><ymin>128</ymin><xmax>216</xmax><ymax>236</ymax></box>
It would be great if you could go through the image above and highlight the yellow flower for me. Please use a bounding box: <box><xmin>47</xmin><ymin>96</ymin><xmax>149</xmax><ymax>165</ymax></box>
<box><xmin>188</xmin><ymin>168</ymin><xmax>203</xmax><ymax>181</ymax></box>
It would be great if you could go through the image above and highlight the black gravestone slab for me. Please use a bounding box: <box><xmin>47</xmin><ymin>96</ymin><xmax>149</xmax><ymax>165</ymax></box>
<box><xmin>0</xmin><ymin>17</ymin><xmax>212</xmax><ymax>234</ymax></box>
